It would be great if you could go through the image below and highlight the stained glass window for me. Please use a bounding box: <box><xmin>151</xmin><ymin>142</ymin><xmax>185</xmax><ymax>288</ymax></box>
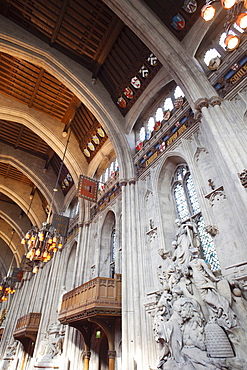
<box><xmin>204</xmin><ymin>48</ymin><xmax>221</xmax><ymax>65</ymax></box>
<box><xmin>110</xmin><ymin>228</ymin><xmax>116</xmax><ymax>278</ymax></box>
<box><xmin>174</xmin><ymin>86</ymin><xmax>185</xmax><ymax>99</ymax></box>
<box><xmin>139</xmin><ymin>127</ymin><xmax>145</xmax><ymax>142</ymax></box>
<box><xmin>164</xmin><ymin>98</ymin><xmax>174</xmax><ymax>111</ymax></box>
<box><xmin>172</xmin><ymin>165</ymin><xmax>220</xmax><ymax>271</ymax></box>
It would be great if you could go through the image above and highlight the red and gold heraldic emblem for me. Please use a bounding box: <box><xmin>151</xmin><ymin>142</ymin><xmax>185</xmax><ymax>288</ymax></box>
<box><xmin>117</xmin><ymin>96</ymin><xmax>127</xmax><ymax>108</ymax></box>
<box><xmin>164</xmin><ymin>110</ymin><xmax>171</xmax><ymax>121</ymax></box>
<box><xmin>123</xmin><ymin>87</ymin><xmax>134</xmax><ymax>99</ymax></box>
<box><xmin>77</xmin><ymin>175</ymin><xmax>98</xmax><ymax>202</ymax></box>
<box><xmin>131</xmin><ymin>76</ymin><xmax>141</xmax><ymax>89</ymax></box>
<box><xmin>174</xmin><ymin>97</ymin><xmax>184</xmax><ymax>108</ymax></box>
<box><xmin>182</xmin><ymin>0</ymin><xmax>197</xmax><ymax>13</ymax></box>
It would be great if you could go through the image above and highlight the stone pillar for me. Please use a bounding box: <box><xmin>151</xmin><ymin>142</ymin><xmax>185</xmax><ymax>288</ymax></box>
<box><xmin>108</xmin><ymin>350</ymin><xmax>116</xmax><ymax>370</ymax></box>
<box><xmin>194</xmin><ymin>98</ymin><xmax>247</xmax><ymax>278</ymax></box>
<box><xmin>119</xmin><ymin>180</ymin><xmax>130</xmax><ymax>369</ymax></box>
<box><xmin>82</xmin><ymin>350</ymin><xmax>91</xmax><ymax>370</ymax></box>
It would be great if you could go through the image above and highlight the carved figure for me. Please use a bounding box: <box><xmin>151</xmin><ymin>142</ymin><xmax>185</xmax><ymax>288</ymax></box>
<box><xmin>172</xmin><ymin>219</ymin><xmax>200</xmax><ymax>270</ymax></box>
<box><xmin>186</xmin><ymin>258</ymin><xmax>237</xmax><ymax>329</ymax></box>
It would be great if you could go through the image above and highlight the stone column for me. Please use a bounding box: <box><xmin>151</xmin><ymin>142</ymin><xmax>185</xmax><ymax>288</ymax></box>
<box><xmin>119</xmin><ymin>180</ymin><xmax>130</xmax><ymax>369</ymax></box>
<box><xmin>194</xmin><ymin>98</ymin><xmax>247</xmax><ymax>277</ymax></box>
<box><xmin>82</xmin><ymin>350</ymin><xmax>91</xmax><ymax>370</ymax></box>
<box><xmin>108</xmin><ymin>350</ymin><xmax>116</xmax><ymax>370</ymax></box>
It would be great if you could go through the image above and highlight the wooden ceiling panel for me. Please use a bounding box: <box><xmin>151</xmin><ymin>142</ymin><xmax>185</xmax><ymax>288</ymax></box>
<box><xmin>0</xmin><ymin>0</ymin><xmax>164</xmax><ymax>115</ymax></box>
<box><xmin>0</xmin><ymin>163</ymin><xmax>33</xmax><ymax>186</ymax></box>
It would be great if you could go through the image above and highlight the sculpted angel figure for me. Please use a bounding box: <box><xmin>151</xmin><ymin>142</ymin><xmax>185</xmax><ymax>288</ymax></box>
<box><xmin>172</xmin><ymin>219</ymin><xmax>200</xmax><ymax>269</ymax></box>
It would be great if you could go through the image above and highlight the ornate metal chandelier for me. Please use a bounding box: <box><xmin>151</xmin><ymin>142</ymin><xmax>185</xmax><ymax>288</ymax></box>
<box><xmin>21</xmin><ymin>129</ymin><xmax>71</xmax><ymax>274</ymax></box>
<box><xmin>201</xmin><ymin>0</ymin><xmax>247</xmax><ymax>50</ymax></box>
<box><xmin>0</xmin><ymin>276</ymin><xmax>16</xmax><ymax>302</ymax></box>
<box><xmin>0</xmin><ymin>230</ymin><xmax>17</xmax><ymax>301</ymax></box>
<box><xmin>21</xmin><ymin>223</ymin><xmax>64</xmax><ymax>273</ymax></box>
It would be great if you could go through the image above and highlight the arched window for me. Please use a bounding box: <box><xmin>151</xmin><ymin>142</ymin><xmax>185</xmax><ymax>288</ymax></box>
<box><xmin>204</xmin><ymin>48</ymin><xmax>221</xmax><ymax>66</ymax></box>
<box><xmin>164</xmin><ymin>98</ymin><xmax>174</xmax><ymax>111</ymax></box>
<box><xmin>174</xmin><ymin>86</ymin><xmax>185</xmax><ymax>99</ymax></box>
<box><xmin>148</xmin><ymin>117</ymin><xmax>155</xmax><ymax>132</ymax></box>
<box><xmin>172</xmin><ymin>165</ymin><xmax>220</xmax><ymax>271</ymax></box>
<box><xmin>139</xmin><ymin>126</ymin><xmax>146</xmax><ymax>142</ymax></box>
<box><xmin>110</xmin><ymin>228</ymin><xmax>116</xmax><ymax>278</ymax></box>
<box><xmin>156</xmin><ymin>107</ymin><xmax>163</xmax><ymax>122</ymax></box>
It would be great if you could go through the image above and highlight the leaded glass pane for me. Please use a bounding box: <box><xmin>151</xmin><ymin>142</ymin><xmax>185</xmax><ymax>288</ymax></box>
<box><xmin>174</xmin><ymin>86</ymin><xmax>185</xmax><ymax>99</ymax></box>
<box><xmin>164</xmin><ymin>98</ymin><xmax>174</xmax><ymax>111</ymax></box>
<box><xmin>197</xmin><ymin>217</ymin><xmax>221</xmax><ymax>271</ymax></box>
<box><xmin>186</xmin><ymin>175</ymin><xmax>200</xmax><ymax>215</ymax></box>
<box><xmin>174</xmin><ymin>183</ymin><xmax>190</xmax><ymax>221</ymax></box>
<box><xmin>111</xmin><ymin>229</ymin><xmax>116</xmax><ymax>263</ymax></box>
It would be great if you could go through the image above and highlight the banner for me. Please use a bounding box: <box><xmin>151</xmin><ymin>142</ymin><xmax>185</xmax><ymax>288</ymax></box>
<box><xmin>52</xmin><ymin>214</ymin><xmax>70</xmax><ymax>237</ymax></box>
<box><xmin>77</xmin><ymin>175</ymin><xmax>98</xmax><ymax>202</ymax></box>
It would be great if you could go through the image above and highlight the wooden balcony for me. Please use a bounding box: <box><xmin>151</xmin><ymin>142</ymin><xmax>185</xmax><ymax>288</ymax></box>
<box><xmin>59</xmin><ymin>274</ymin><xmax>121</xmax><ymax>325</ymax></box>
<box><xmin>13</xmin><ymin>313</ymin><xmax>41</xmax><ymax>342</ymax></box>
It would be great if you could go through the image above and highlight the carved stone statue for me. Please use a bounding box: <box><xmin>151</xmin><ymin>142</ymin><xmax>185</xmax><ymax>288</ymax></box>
<box><xmin>150</xmin><ymin>218</ymin><xmax>247</xmax><ymax>370</ymax></box>
<box><xmin>186</xmin><ymin>258</ymin><xmax>237</xmax><ymax>329</ymax></box>
<box><xmin>172</xmin><ymin>219</ymin><xmax>200</xmax><ymax>270</ymax></box>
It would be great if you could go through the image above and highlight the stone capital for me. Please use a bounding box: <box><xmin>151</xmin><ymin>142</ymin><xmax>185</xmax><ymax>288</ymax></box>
<box><xmin>83</xmin><ymin>350</ymin><xmax>91</xmax><ymax>359</ymax></box>
<box><xmin>194</xmin><ymin>98</ymin><xmax>209</xmax><ymax>112</ymax></box>
<box><xmin>119</xmin><ymin>179</ymin><xmax>128</xmax><ymax>188</ymax></box>
<box><xmin>129</xmin><ymin>178</ymin><xmax>137</xmax><ymax>185</ymax></box>
<box><xmin>108</xmin><ymin>350</ymin><xmax>116</xmax><ymax>358</ymax></box>
<box><xmin>209</xmin><ymin>96</ymin><xmax>222</xmax><ymax>107</ymax></box>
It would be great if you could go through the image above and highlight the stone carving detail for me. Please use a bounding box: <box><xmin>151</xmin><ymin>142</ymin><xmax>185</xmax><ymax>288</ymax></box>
<box><xmin>0</xmin><ymin>309</ymin><xmax>6</xmax><ymax>326</ymax></box>
<box><xmin>194</xmin><ymin>146</ymin><xmax>208</xmax><ymax>162</ymax></box>
<box><xmin>205</xmin><ymin>185</ymin><xmax>226</xmax><ymax>207</ymax></box>
<box><xmin>205</xmin><ymin>224</ymin><xmax>218</xmax><ymax>236</ymax></box>
<box><xmin>146</xmin><ymin>219</ymin><xmax>158</xmax><ymax>242</ymax></box>
<box><xmin>39</xmin><ymin>322</ymin><xmax>65</xmax><ymax>360</ymax></box>
<box><xmin>238</xmin><ymin>169</ymin><xmax>247</xmax><ymax>188</ymax></box>
<box><xmin>150</xmin><ymin>219</ymin><xmax>247</xmax><ymax>369</ymax></box>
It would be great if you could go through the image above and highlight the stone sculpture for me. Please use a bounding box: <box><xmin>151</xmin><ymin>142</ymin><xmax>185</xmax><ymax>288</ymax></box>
<box><xmin>151</xmin><ymin>219</ymin><xmax>247</xmax><ymax>369</ymax></box>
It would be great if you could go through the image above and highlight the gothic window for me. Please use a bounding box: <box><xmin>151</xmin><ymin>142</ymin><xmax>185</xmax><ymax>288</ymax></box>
<box><xmin>172</xmin><ymin>164</ymin><xmax>220</xmax><ymax>271</ymax></box>
<box><xmin>110</xmin><ymin>228</ymin><xmax>116</xmax><ymax>278</ymax></box>
<box><xmin>174</xmin><ymin>86</ymin><xmax>185</xmax><ymax>99</ymax></box>
<box><xmin>204</xmin><ymin>48</ymin><xmax>221</xmax><ymax>66</ymax></box>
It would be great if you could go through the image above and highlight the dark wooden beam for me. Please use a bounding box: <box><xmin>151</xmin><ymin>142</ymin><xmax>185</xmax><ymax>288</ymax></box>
<box><xmin>92</xmin><ymin>16</ymin><xmax>124</xmax><ymax>79</ymax></box>
<box><xmin>0</xmin><ymin>0</ymin><xmax>10</xmax><ymax>16</ymax></box>
<box><xmin>15</xmin><ymin>125</ymin><xmax>24</xmax><ymax>148</ymax></box>
<box><xmin>28</xmin><ymin>68</ymin><xmax>44</xmax><ymax>108</ymax></box>
<box><xmin>50</xmin><ymin>0</ymin><xmax>69</xmax><ymax>45</ymax></box>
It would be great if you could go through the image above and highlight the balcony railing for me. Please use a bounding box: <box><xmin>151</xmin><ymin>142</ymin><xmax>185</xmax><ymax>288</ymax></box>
<box><xmin>59</xmin><ymin>274</ymin><xmax>121</xmax><ymax>324</ymax></box>
<box><xmin>13</xmin><ymin>313</ymin><xmax>41</xmax><ymax>340</ymax></box>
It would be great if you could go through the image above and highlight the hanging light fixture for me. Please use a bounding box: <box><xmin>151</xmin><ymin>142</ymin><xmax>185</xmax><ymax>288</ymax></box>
<box><xmin>201</xmin><ymin>0</ymin><xmax>247</xmax><ymax>50</ymax></box>
<box><xmin>21</xmin><ymin>130</ymin><xmax>72</xmax><ymax>274</ymax></box>
<box><xmin>0</xmin><ymin>230</ymin><xmax>17</xmax><ymax>302</ymax></box>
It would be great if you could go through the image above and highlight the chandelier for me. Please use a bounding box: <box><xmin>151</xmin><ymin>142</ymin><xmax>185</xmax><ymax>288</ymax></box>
<box><xmin>0</xmin><ymin>276</ymin><xmax>16</xmax><ymax>302</ymax></box>
<box><xmin>0</xmin><ymin>230</ymin><xmax>17</xmax><ymax>301</ymax></box>
<box><xmin>201</xmin><ymin>0</ymin><xmax>247</xmax><ymax>50</ymax></box>
<box><xmin>21</xmin><ymin>129</ymin><xmax>71</xmax><ymax>274</ymax></box>
<box><xmin>21</xmin><ymin>223</ymin><xmax>64</xmax><ymax>273</ymax></box>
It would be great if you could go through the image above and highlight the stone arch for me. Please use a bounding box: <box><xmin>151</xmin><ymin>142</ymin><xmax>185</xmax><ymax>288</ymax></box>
<box><xmin>0</xmin><ymin>21</ymin><xmax>135</xmax><ymax>180</ymax></box>
<box><xmin>0</xmin><ymin>148</ymin><xmax>64</xmax><ymax>216</ymax></box>
<box><xmin>0</xmin><ymin>95</ymin><xmax>85</xmax><ymax>185</ymax></box>
<box><xmin>104</xmin><ymin>0</ymin><xmax>217</xmax><ymax>107</ymax></box>
<box><xmin>99</xmin><ymin>210</ymin><xmax>116</xmax><ymax>278</ymax></box>
<box><xmin>0</xmin><ymin>183</ymin><xmax>44</xmax><ymax>228</ymax></box>
<box><xmin>63</xmin><ymin>242</ymin><xmax>77</xmax><ymax>292</ymax></box>
<box><xmin>0</xmin><ymin>220</ymin><xmax>24</xmax><ymax>266</ymax></box>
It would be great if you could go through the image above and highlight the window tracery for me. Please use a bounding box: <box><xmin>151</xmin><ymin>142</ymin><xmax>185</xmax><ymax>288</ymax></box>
<box><xmin>172</xmin><ymin>165</ymin><xmax>220</xmax><ymax>271</ymax></box>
